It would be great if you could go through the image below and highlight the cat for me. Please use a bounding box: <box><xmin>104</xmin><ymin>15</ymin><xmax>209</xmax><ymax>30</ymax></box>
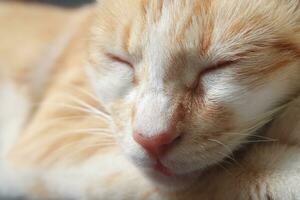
<box><xmin>0</xmin><ymin>0</ymin><xmax>300</xmax><ymax>199</ymax></box>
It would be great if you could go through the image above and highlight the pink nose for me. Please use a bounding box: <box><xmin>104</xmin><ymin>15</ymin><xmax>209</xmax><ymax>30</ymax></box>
<box><xmin>133</xmin><ymin>132</ymin><xmax>180</xmax><ymax>157</ymax></box>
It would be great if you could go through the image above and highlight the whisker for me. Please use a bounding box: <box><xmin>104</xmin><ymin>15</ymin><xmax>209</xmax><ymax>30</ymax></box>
<box><xmin>243</xmin><ymin>139</ymin><xmax>278</xmax><ymax>144</ymax></box>
<box><xmin>25</xmin><ymin>115</ymin><xmax>92</xmax><ymax>136</ymax></box>
<box><xmin>201</xmin><ymin>132</ymin><xmax>276</xmax><ymax>141</ymax></box>
<box><xmin>20</xmin><ymin>128</ymin><xmax>115</xmax><ymax>154</ymax></box>
<box><xmin>64</xmin><ymin>93</ymin><xmax>111</xmax><ymax>121</ymax></box>
<box><xmin>215</xmin><ymin>161</ymin><xmax>234</xmax><ymax>176</ymax></box>
<box><xmin>207</xmin><ymin>139</ymin><xmax>244</xmax><ymax>169</ymax></box>
<box><xmin>69</xmin><ymin>142</ymin><xmax>116</xmax><ymax>155</ymax></box>
<box><xmin>247</xmin><ymin>135</ymin><xmax>277</xmax><ymax>141</ymax></box>
<box><xmin>67</xmin><ymin>84</ymin><xmax>110</xmax><ymax>113</ymax></box>
<box><xmin>207</xmin><ymin>139</ymin><xmax>233</xmax><ymax>154</ymax></box>
<box><xmin>77</xmin><ymin>128</ymin><xmax>113</xmax><ymax>135</ymax></box>
<box><xmin>70</xmin><ymin>86</ymin><xmax>102</xmax><ymax>105</ymax></box>
<box><xmin>61</xmin><ymin>142</ymin><xmax>117</xmax><ymax>164</ymax></box>
<box><xmin>217</xmin><ymin>150</ymin><xmax>244</xmax><ymax>170</ymax></box>
<box><xmin>35</xmin><ymin>102</ymin><xmax>107</xmax><ymax>120</ymax></box>
<box><xmin>42</xmin><ymin>138</ymin><xmax>116</xmax><ymax>164</ymax></box>
<box><xmin>61</xmin><ymin>129</ymin><xmax>114</xmax><ymax>136</ymax></box>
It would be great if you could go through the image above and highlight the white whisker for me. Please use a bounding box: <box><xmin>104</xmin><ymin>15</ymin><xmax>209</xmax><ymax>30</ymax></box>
<box><xmin>243</xmin><ymin>139</ymin><xmax>278</xmax><ymax>144</ymax></box>
<box><xmin>42</xmin><ymin>139</ymin><xmax>116</xmax><ymax>164</ymax></box>
<box><xmin>64</xmin><ymin>93</ymin><xmax>111</xmax><ymax>121</ymax></box>
<box><xmin>207</xmin><ymin>139</ymin><xmax>244</xmax><ymax>169</ymax></box>
<box><xmin>36</xmin><ymin>102</ymin><xmax>107</xmax><ymax>120</ymax></box>
<box><xmin>22</xmin><ymin>129</ymin><xmax>115</xmax><ymax>153</ymax></box>
<box><xmin>207</xmin><ymin>139</ymin><xmax>233</xmax><ymax>154</ymax></box>
<box><xmin>67</xmin><ymin>84</ymin><xmax>110</xmax><ymax>113</ymax></box>
<box><xmin>71</xmin><ymin>86</ymin><xmax>101</xmax><ymax>104</ymax></box>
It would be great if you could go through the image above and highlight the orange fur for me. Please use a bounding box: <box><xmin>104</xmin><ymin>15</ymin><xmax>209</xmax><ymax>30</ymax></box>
<box><xmin>0</xmin><ymin>0</ymin><xmax>300</xmax><ymax>199</ymax></box>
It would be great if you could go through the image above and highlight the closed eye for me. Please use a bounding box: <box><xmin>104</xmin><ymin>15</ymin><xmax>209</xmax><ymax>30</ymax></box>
<box><xmin>201</xmin><ymin>60</ymin><xmax>237</xmax><ymax>75</ymax></box>
<box><xmin>107</xmin><ymin>53</ymin><xmax>133</xmax><ymax>68</ymax></box>
<box><xmin>192</xmin><ymin>59</ymin><xmax>238</xmax><ymax>90</ymax></box>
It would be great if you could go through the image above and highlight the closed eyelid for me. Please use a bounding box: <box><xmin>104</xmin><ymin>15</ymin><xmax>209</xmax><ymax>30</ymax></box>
<box><xmin>201</xmin><ymin>60</ymin><xmax>238</xmax><ymax>74</ymax></box>
<box><xmin>190</xmin><ymin>59</ymin><xmax>238</xmax><ymax>90</ymax></box>
<box><xmin>106</xmin><ymin>53</ymin><xmax>133</xmax><ymax>68</ymax></box>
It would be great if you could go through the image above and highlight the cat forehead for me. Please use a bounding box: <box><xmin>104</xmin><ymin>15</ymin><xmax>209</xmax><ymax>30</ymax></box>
<box><xmin>97</xmin><ymin>0</ymin><xmax>295</xmax><ymax>53</ymax></box>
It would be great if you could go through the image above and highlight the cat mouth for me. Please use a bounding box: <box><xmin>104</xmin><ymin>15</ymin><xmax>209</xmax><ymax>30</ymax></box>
<box><xmin>148</xmin><ymin>151</ymin><xmax>195</xmax><ymax>178</ymax></box>
<box><xmin>152</xmin><ymin>158</ymin><xmax>201</xmax><ymax>179</ymax></box>
<box><xmin>148</xmin><ymin>159</ymin><xmax>203</xmax><ymax>187</ymax></box>
<box><xmin>153</xmin><ymin>159</ymin><xmax>173</xmax><ymax>176</ymax></box>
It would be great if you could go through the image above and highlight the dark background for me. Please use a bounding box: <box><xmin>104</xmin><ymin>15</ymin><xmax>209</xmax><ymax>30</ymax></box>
<box><xmin>17</xmin><ymin>0</ymin><xmax>95</xmax><ymax>7</ymax></box>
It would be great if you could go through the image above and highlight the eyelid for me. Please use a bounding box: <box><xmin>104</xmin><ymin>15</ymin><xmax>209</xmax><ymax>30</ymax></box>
<box><xmin>107</xmin><ymin>53</ymin><xmax>133</xmax><ymax>68</ymax></box>
<box><xmin>201</xmin><ymin>60</ymin><xmax>237</xmax><ymax>74</ymax></box>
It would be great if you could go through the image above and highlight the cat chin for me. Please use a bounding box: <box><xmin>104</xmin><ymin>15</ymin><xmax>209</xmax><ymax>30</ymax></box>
<box><xmin>127</xmin><ymin>151</ymin><xmax>203</xmax><ymax>188</ymax></box>
<box><xmin>142</xmin><ymin>168</ymin><xmax>202</xmax><ymax>191</ymax></box>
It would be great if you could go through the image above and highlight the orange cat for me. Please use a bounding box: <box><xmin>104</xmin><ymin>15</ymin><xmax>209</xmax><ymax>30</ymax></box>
<box><xmin>0</xmin><ymin>0</ymin><xmax>300</xmax><ymax>199</ymax></box>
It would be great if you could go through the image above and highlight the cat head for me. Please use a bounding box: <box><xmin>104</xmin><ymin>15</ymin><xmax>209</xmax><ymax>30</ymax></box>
<box><xmin>88</xmin><ymin>0</ymin><xmax>300</xmax><ymax>187</ymax></box>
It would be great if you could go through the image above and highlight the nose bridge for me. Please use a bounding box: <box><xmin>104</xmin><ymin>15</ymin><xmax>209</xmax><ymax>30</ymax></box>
<box><xmin>133</xmin><ymin>90</ymin><xmax>177</xmax><ymax>138</ymax></box>
<box><xmin>134</xmin><ymin>35</ymin><xmax>182</xmax><ymax>138</ymax></box>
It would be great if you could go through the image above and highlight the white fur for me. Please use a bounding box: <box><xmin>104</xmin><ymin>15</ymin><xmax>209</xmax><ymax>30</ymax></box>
<box><xmin>0</xmin><ymin>82</ymin><xmax>32</xmax><ymax>197</ymax></box>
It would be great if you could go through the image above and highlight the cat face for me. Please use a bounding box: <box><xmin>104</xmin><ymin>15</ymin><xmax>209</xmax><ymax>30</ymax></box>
<box><xmin>88</xmin><ymin>0</ymin><xmax>300</xmax><ymax>186</ymax></box>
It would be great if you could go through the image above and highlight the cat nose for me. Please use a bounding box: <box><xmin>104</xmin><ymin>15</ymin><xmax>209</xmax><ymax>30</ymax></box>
<box><xmin>133</xmin><ymin>131</ymin><xmax>181</xmax><ymax>157</ymax></box>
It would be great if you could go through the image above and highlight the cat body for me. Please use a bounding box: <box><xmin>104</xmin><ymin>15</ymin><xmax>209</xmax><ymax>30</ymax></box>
<box><xmin>0</xmin><ymin>0</ymin><xmax>300</xmax><ymax>199</ymax></box>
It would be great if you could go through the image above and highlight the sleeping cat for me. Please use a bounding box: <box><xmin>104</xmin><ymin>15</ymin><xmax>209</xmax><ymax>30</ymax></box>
<box><xmin>0</xmin><ymin>0</ymin><xmax>300</xmax><ymax>199</ymax></box>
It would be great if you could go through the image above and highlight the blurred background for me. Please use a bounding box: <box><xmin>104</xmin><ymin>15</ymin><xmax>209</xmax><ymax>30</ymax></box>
<box><xmin>0</xmin><ymin>2</ymin><xmax>95</xmax><ymax>199</ymax></box>
<box><xmin>17</xmin><ymin>0</ymin><xmax>95</xmax><ymax>7</ymax></box>
<box><xmin>0</xmin><ymin>0</ymin><xmax>95</xmax><ymax>81</ymax></box>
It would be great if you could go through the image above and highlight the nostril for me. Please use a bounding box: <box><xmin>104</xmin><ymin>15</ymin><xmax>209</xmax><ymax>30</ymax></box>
<box><xmin>173</xmin><ymin>134</ymin><xmax>182</xmax><ymax>144</ymax></box>
<box><xmin>133</xmin><ymin>132</ymin><xmax>157</xmax><ymax>149</ymax></box>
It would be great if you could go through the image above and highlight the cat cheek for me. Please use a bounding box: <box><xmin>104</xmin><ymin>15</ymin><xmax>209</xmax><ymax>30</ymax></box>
<box><xmin>87</xmin><ymin>66</ymin><xmax>134</xmax><ymax>106</ymax></box>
